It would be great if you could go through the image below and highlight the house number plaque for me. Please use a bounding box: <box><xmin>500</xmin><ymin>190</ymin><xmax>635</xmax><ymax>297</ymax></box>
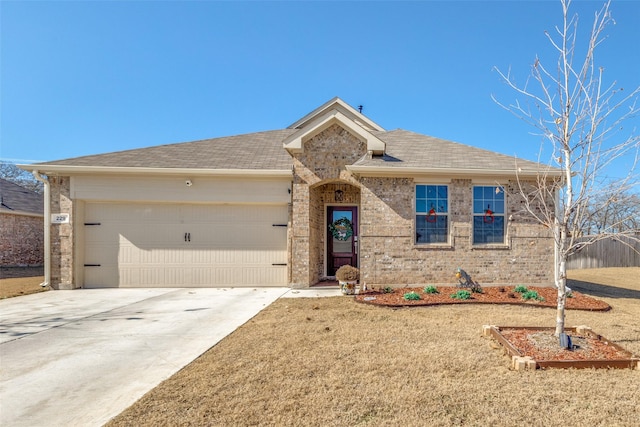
<box><xmin>51</xmin><ymin>213</ymin><xmax>70</xmax><ymax>224</ymax></box>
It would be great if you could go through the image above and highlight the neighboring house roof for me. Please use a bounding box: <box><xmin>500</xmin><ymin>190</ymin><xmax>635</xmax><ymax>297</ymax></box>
<box><xmin>23</xmin><ymin>98</ymin><xmax>560</xmax><ymax>178</ymax></box>
<box><xmin>0</xmin><ymin>178</ymin><xmax>44</xmax><ymax>216</ymax></box>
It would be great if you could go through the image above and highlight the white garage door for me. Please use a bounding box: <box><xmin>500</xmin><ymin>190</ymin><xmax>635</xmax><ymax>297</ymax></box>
<box><xmin>83</xmin><ymin>202</ymin><xmax>288</xmax><ymax>288</ymax></box>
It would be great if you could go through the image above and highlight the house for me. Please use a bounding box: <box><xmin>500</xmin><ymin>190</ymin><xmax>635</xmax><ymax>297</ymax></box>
<box><xmin>0</xmin><ymin>178</ymin><xmax>44</xmax><ymax>268</ymax></box>
<box><xmin>23</xmin><ymin>98</ymin><xmax>559</xmax><ymax>289</ymax></box>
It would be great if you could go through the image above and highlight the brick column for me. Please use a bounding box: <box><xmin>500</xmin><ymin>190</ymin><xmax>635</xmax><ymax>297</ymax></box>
<box><xmin>49</xmin><ymin>176</ymin><xmax>77</xmax><ymax>289</ymax></box>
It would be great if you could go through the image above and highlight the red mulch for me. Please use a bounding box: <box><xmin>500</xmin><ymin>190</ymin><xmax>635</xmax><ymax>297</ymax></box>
<box><xmin>499</xmin><ymin>328</ymin><xmax>634</xmax><ymax>362</ymax></box>
<box><xmin>355</xmin><ymin>285</ymin><xmax>611</xmax><ymax>311</ymax></box>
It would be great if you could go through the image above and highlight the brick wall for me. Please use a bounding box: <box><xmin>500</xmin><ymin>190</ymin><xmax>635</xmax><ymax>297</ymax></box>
<box><xmin>0</xmin><ymin>213</ymin><xmax>44</xmax><ymax>267</ymax></box>
<box><xmin>359</xmin><ymin>177</ymin><xmax>554</xmax><ymax>286</ymax></box>
<box><xmin>290</xmin><ymin>124</ymin><xmax>365</xmax><ymax>286</ymax></box>
<box><xmin>289</xmin><ymin>123</ymin><xmax>555</xmax><ymax>287</ymax></box>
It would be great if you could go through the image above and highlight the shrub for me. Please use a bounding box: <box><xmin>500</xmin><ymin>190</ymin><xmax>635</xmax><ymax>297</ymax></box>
<box><xmin>382</xmin><ymin>286</ymin><xmax>394</xmax><ymax>294</ymax></box>
<box><xmin>514</xmin><ymin>285</ymin><xmax>528</xmax><ymax>293</ymax></box>
<box><xmin>336</xmin><ymin>265</ymin><xmax>359</xmax><ymax>282</ymax></box>
<box><xmin>424</xmin><ymin>285</ymin><xmax>439</xmax><ymax>294</ymax></box>
<box><xmin>451</xmin><ymin>290</ymin><xmax>471</xmax><ymax>300</ymax></box>
<box><xmin>521</xmin><ymin>290</ymin><xmax>545</xmax><ymax>301</ymax></box>
<box><xmin>403</xmin><ymin>291</ymin><xmax>421</xmax><ymax>301</ymax></box>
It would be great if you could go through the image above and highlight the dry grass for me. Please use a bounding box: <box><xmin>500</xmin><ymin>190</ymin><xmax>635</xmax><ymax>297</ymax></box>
<box><xmin>0</xmin><ymin>273</ymin><xmax>47</xmax><ymax>299</ymax></box>
<box><xmin>108</xmin><ymin>268</ymin><xmax>640</xmax><ymax>427</ymax></box>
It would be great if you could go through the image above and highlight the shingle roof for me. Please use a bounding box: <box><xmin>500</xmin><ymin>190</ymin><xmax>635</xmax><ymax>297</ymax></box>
<box><xmin>0</xmin><ymin>179</ymin><xmax>44</xmax><ymax>215</ymax></box>
<box><xmin>361</xmin><ymin>129</ymin><xmax>546</xmax><ymax>172</ymax></box>
<box><xmin>37</xmin><ymin>129</ymin><xmax>297</xmax><ymax>170</ymax></box>
<box><xmin>32</xmin><ymin>126</ymin><xmax>549</xmax><ymax>175</ymax></box>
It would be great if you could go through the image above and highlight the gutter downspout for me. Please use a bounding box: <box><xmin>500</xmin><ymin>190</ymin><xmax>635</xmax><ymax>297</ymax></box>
<box><xmin>32</xmin><ymin>171</ymin><xmax>50</xmax><ymax>288</ymax></box>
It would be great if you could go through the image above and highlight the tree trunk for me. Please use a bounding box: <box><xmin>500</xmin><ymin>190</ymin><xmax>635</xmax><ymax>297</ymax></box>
<box><xmin>555</xmin><ymin>258</ymin><xmax>567</xmax><ymax>336</ymax></box>
<box><xmin>555</xmin><ymin>222</ymin><xmax>567</xmax><ymax>337</ymax></box>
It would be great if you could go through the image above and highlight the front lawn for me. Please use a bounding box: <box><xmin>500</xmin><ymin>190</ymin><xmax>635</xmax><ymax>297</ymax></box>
<box><xmin>108</xmin><ymin>268</ymin><xmax>640</xmax><ymax>426</ymax></box>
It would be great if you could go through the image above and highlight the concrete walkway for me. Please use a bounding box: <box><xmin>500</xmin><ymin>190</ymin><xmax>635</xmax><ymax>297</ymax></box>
<box><xmin>1</xmin><ymin>287</ymin><xmax>334</xmax><ymax>426</ymax></box>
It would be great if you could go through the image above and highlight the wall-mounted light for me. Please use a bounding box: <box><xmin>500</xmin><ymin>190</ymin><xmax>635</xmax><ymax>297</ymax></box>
<box><xmin>185</xmin><ymin>179</ymin><xmax>193</xmax><ymax>187</ymax></box>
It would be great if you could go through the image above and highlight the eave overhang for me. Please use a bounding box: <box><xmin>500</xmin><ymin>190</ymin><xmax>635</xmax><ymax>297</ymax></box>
<box><xmin>346</xmin><ymin>164</ymin><xmax>565</xmax><ymax>179</ymax></box>
<box><xmin>18</xmin><ymin>164</ymin><xmax>293</xmax><ymax>178</ymax></box>
<box><xmin>0</xmin><ymin>209</ymin><xmax>44</xmax><ymax>218</ymax></box>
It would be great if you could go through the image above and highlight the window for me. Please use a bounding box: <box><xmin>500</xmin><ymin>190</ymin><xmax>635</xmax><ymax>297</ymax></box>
<box><xmin>416</xmin><ymin>185</ymin><xmax>448</xmax><ymax>244</ymax></box>
<box><xmin>473</xmin><ymin>185</ymin><xmax>505</xmax><ymax>244</ymax></box>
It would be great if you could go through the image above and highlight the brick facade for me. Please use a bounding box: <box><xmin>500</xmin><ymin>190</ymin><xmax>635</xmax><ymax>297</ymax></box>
<box><xmin>290</xmin><ymin>124</ymin><xmax>365</xmax><ymax>286</ymax></box>
<box><xmin>289</xmin><ymin>124</ymin><xmax>555</xmax><ymax>288</ymax></box>
<box><xmin>0</xmin><ymin>213</ymin><xmax>44</xmax><ymax>267</ymax></box>
<box><xmin>45</xmin><ymin>124</ymin><xmax>555</xmax><ymax>289</ymax></box>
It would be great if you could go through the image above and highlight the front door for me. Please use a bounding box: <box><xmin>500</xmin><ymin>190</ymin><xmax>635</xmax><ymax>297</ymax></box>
<box><xmin>327</xmin><ymin>206</ymin><xmax>358</xmax><ymax>276</ymax></box>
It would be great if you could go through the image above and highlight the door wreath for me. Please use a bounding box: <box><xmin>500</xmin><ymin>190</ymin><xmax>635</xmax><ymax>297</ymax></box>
<box><xmin>329</xmin><ymin>217</ymin><xmax>353</xmax><ymax>241</ymax></box>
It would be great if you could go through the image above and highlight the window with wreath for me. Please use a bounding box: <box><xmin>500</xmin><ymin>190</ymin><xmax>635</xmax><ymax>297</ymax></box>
<box><xmin>415</xmin><ymin>185</ymin><xmax>448</xmax><ymax>244</ymax></box>
<box><xmin>473</xmin><ymin>185</ymin><xmax>505</xmax><ymax>244</ymax></box>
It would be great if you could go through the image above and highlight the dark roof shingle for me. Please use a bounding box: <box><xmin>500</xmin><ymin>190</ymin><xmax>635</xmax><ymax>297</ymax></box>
<box><xmin>37</xmin><ymin>129</ymin><xmax>297</xmax><ymax>170</ymax></box>
<box><xmin>0</xmin><ymin>179</ymin><xmax>44</xmax><ymax>215</ymax></box>
<box><xmin>33</xmin><ymin>127</ymin><xmax>548</xmax><ymax>175</ymax></box>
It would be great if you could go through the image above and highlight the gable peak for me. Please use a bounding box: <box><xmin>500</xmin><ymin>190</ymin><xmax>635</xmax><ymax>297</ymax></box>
<box><xmin>288</xmin><ymin>97</ymin><xmax>384</xmax><ymax>132</ymax></box>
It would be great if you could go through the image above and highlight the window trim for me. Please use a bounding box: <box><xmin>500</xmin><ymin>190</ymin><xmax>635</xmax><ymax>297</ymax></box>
<box><xmin>414</xmin><ymin>183</ymin><xmax>451</xmax><ymax>246</ymax></box>
<box><xmin>471</xmin><ymin>184</ymin><xmax>507</xmax><ymax>246</ymax></box>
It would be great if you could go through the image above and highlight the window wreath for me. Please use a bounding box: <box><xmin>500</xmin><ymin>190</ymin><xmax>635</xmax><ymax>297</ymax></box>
<box><xmin>329</xmin><ymin>217</ymin><xmax>353</xmax><ymax>241</ymax></box>
<box><xmin>426</xmin><ymin>207</ymin><xmax>437</xmax><ymax>223</ymax></box>
<box><xmin>484</xmin><ymin>207</ymin><xmax>494</xmax><ymax>223</ymax></box>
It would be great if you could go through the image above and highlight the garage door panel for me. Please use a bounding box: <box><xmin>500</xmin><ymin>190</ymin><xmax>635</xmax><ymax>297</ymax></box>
<box><xmin>83</xmin><ymin>203</ymin><xmax>288</xmax><ymax>288</ymax></box>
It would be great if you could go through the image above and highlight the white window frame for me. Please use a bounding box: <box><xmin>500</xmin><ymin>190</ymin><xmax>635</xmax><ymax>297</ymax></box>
<box><xmin>415</xmin><ymin>184</ymin><xmax>450</xmax><ymax>245</ymax></box>
<box><xmin>472</xmin><ymin>185</ymin><xmax>506</xmax><ymax>245</ymax></box>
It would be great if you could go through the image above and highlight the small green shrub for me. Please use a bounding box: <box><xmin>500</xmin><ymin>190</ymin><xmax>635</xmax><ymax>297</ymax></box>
<box><xmin>450</xmin><ymin>290</ymin><xmax>471</xmax><ymax>300</ymax></box>
<box><xmin>382</xmin><ymin>286</ymin><xmax>394</xmax><ymax>294</ymax></box>
<box><xmin>403</xmin><ymin>291</ymin><xmax>421</xmax><ymax>301</ymax></box>
<box><xmin>514</xmin><ymin>285</ymin><xmax>528</xmax><ymax>293</ymax></box>
<box><xmin>521</xmin><ymin>290</ymin><xmax>545</xmax><ymax>301</ymax></box>
<box><xmin>423</xmin><ymin>285</ymin><xmax>439</xmax><ymax>294</ymax></box>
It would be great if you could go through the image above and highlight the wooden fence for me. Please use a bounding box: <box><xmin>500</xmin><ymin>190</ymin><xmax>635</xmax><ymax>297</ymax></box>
<box><xmin>567</xmin><ymin>235</ymin><xmax>640</xmax><ymax>269</ymax></box>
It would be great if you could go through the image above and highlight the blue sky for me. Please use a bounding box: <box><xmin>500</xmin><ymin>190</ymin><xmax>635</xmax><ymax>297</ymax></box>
<box><xmin>1</xmin><ymin>0</ymin><xmax>639</xmax><ymax>168</ymax></box>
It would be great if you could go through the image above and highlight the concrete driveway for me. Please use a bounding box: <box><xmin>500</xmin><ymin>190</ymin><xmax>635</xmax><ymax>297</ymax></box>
<box><xmin>0</xmin><ymin>287</ymin><xmax>296</xmax><ymax>426</ymax></box>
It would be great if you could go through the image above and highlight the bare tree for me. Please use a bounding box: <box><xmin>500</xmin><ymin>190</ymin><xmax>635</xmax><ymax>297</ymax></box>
<box><xmin>0</xmin><ymin>161</ymin><xmax>43</xmax><ymax>193</ymax></box>
<box><xmin>583</xmin><ymin>190</ymin><xmax>640</xmax><ymax>234</ymax></box>
<box><xmin>494</xmin><ymin>0</ymin><xmax>640</xmax><ymax>337</ymax></box>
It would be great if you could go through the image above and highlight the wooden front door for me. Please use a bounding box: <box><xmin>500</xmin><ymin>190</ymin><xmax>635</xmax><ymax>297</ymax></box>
<box><xmin>327</xmin><ymin>206</ymin><xmax>358</xmax><ymax>276</ymax></box>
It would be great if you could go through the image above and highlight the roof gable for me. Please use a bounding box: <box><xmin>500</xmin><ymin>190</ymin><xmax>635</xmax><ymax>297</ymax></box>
<box><xmin>283</xmin><ymin>98</ymin><xmax>386</xmax><ymax>155</ymax></box>
<box><xmin>288</xmin><ymin>97</ymin><xmax>384</xmax><ymax>132</ymax></box>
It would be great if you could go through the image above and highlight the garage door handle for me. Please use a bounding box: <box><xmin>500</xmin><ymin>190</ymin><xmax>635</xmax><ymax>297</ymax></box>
<box><xmin>272</xmin><ymin>263</ymin><xmax>287</xmax><ymax>266</ymax></box>
<box><xmin>84</xmin><ymin>264</ymin><xmax>101</xmax><ymax>267</ymax></box>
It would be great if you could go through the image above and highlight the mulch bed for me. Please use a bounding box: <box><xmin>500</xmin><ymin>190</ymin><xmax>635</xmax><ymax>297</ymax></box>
<box><xmin>355</xmin><ymin>285</ymin><xmax>611</xmax><ymax>311</ymax></box>
<box><xmin>498</xmin><ymin>328</ymin><xmax>634</xmax><ymax>362</ymax></box>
